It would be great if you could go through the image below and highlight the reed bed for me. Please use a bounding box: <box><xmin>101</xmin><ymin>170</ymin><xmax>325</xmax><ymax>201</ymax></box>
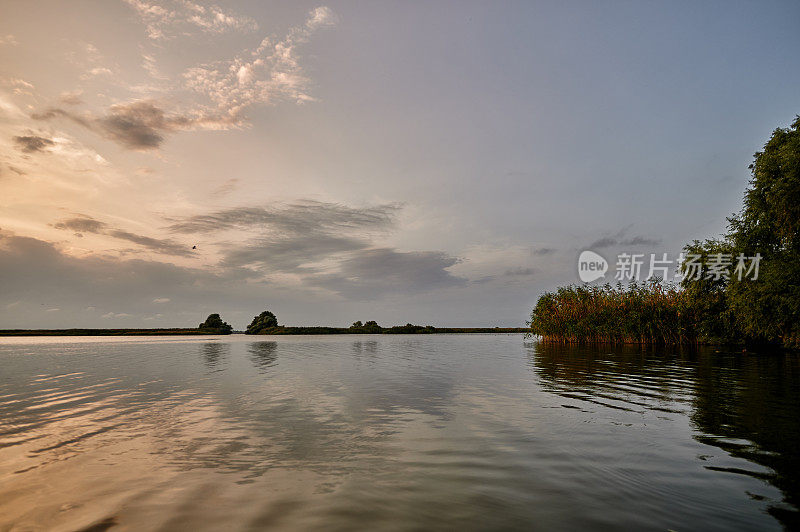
<box><xmin>529</xmin><ymin>281</ymin><xmax>697</xmax><ymax>345</ymax></box>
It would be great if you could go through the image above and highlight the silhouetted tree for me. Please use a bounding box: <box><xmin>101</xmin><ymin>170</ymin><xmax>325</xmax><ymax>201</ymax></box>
<box><xmin>246</xmin><ymin>310</ymin><xmax>278</xmax><ymax>335</ymax></box>
<box><xmin>198</xmin><ymin>313</ymin><xmax>233</xmax><ymax>334</ymax></box>
<box><xmin>349</xmin><ymin>320</ymin><xmax>382</xmax><ymax>333</ymax></box>
<box><xmin>363</xmin><ymin>320</ymin><xmax>382</xmax><ymax>333</ymax></box>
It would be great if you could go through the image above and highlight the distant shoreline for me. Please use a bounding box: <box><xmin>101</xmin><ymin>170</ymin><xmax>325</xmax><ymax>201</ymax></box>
<box><xmin>0</xmin><ymin>329</ymin><xmax>223</xmax><ymax>336</ymax></box>
<box><xmin>0</xmin><ymin>327</ymin><xmax>529</xmax><ymax>337</ymax></box>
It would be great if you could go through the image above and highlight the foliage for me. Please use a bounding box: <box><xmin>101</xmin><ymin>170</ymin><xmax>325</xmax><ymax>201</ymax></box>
<box><xmin>529</xmin><ymin>281</ymin><xmax>695</xmax><ymax>344</ymax></box>
<box><xmin>349</xmin><ymin>320</ymin><xmax>383</xmax><ymax>333</ymax></box>
<box><xmin>680</xmin><ymin>116</ymin><xmax>800</xmax><ymax>348</ymax></box>
<box><xmin>384</xmin><ymin>323</ymin><xmax>437</xmax><ymax>334</ymax></box>
<box><xmin>530</xmin><ymin>116</ymin><xmax>800</xmax><ymax>348</ymax></box>
<box><xmin>678</xmin><ymin>239</ymin><xmax>741</xmax><ymax>344</ymax></box>
<box><xmin>198</xmin><ymin>313</ymin><xmax>233</xmax><ymax>334</ymax></box>
<box><xmin>246</xmin><ymin>310</ymin><xmax>278</xmax><ymax>335</ymax></box>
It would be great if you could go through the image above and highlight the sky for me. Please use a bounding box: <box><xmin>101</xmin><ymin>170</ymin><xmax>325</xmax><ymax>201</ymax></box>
<box><xmin>1</xmin><ymin>0</ymin><xmax>799</xmax><ymax>329</ymax></box>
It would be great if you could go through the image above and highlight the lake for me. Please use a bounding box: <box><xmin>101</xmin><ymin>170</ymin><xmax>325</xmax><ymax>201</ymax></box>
<box><xmin>0</xmin><ymin>335</ymin><xmax>798</xmax><ymax>530</ymax></box>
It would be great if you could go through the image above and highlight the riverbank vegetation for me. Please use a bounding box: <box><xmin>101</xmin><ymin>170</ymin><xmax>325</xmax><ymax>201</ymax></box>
<box><xmin>530</xmin><ymin>282</ymin><xmax>694</xmax><ymax>344</ymax></box>
<box><xmin>531</xmin><ymin>116</ymin><xmax>800</xmax><ymax>348</ymax></box>
<box><xmin>248</xmin><ymin>326</ymin><xmax>527</xmax><ymax>335</ymax></box>
<box><xmin>242</xmin><ymin>312</ymin><xmax>526</xmax><ymax>335</ymax></box>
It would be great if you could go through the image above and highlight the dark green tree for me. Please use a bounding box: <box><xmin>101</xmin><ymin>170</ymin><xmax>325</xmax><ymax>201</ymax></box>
<box><xmin>363</xmin><ymin>320</ymin><xmax>382</xmax><ymax>333</ymax></box>
<box><xmin>349</xmin><ymin>320</ymin><xmax>382</xmax><ymax>333</ymax></box>
<box><xmin>198</xmin><ymin>313</ymin><xmax>233</xmax><ymax>334</ymax></box>
<box><xmin>727</xmin><ymin>116</ymin><xmax>800</xmax><ymax>347</ymax></box>
<box><xmin>681</xmin><ymin>116</ymin><xmax>800</xmax><ymax>347</ymax></box>
<box><xmin>246</xmin><ymin>310</ymin><xmax>278</xmax><ymax>335</ymax></box>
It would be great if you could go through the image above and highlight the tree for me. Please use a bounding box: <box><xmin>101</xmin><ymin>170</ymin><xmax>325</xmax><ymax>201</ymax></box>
<box><xmin>681</xmin><ymin>116</ymin><xmax>800</xmax><ymax>347</ymax></box>
<box><xmin>363</xmin><ymin>320</ymin><xmax>382</xmax><ymax>333</ymax></box>
<box><xmin>727</xmin><ymin>116</ymin><xmax>800</xmax><ymax>347</ymax></box>
<box><xmin>198</xmin><ymin>313</ymin><xmax>233</xmax><ymax>334</ymax></box>
<box><xmin>349</xmin><ymin>320</ymin><xmax>382</xmax><ymax>333</ymax></box>
<box><xmin>246</xmin><ymin>310</ymin><xmax>278</xmax><ymax>335</ymax></box>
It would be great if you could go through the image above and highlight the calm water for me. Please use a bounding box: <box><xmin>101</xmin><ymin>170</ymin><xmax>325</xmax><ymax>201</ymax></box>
<box><xmin>0</xmin><ymin>335</ymin><xmax>798</xmax><ymax>531</ymax></box>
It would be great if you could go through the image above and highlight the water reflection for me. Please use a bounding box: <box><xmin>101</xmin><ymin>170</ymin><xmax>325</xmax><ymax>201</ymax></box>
<box><xmin>201</xmin><ymin>342</ymin><xmax>229</xmax><ymax>370</ymax></box>
<box><xmin>248</xmin><ymin>341</ymin><xmax>278</xmax><ymax>372</ymax></box>
<box><xmin>531</xmin><ymin>343</ymin><xmax>800</xmax><ymax>528</ymax></box>
<box><xmin>1</xmin><ymin>336</ymin><xmax>798</xmax><ymax>530</ymax></box>
<box><xmin>352</xmin><ymin>340</ymin><xmax>378</xmax><ymax>357</ymax></box>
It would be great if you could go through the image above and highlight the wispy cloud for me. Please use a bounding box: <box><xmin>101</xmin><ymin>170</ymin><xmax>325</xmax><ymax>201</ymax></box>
<box><xmin>13</xmin><ymin>135</ymin><xmax>55</xmax><ymax>153</ymax></box>
<box><xmin>168</xmin><ymin>200</ymin><xmax>398</xmax><ymax>235</ymax></box>
<box><xmin>2</xmin><ymin>78</ymin><xmax>35</xmax><ymax>97</ymax></box>
<box><xmin>32</xmin><ymin>7</ymin><xmax>334</xmax><ymax>150</ymax></box>
<box><xmin>53</xmin><ymin>214</ymin><xmax>195</xmax><ymax>257</ymax></box>
<box><xmin>589</xmin><ymin>227</ymin><xmax>661</xmax><ymax>249</ymax></box>
<box><xmin>33</xmin><ymin>100</ymin><xmax>234</xmax><ymax>150</ymax></box>
<box><xmin>183</xmin><ymin>6</ymin><xmax>336</xmax><ymax>118</ymax></box>
<box><xmin>124</xmin><ymin>0</ymin><xmax>259</xmax><ymax>40</ymax></box>
<box><xmin>307</xmin><ymin>248</ymin><xmax>466</xmax><ymax>298</ymax></box>
<box><xmin>167</xmin><ymin>200</ymin><xmax>464</xmax><ymax>297</ymax></box>
<box><xmin>59</xmin><ymin>91</ymin><xmax>84</xmax><ymax>106</ymax></box>
<box><xmin>0</xmin><ymin>34</ymin><xmax>17</xmax><ymax>46</ymax></box>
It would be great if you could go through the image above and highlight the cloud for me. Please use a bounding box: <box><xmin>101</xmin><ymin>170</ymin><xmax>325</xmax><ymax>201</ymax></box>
<box><xmin>106</xmin><ymin>229</ymin><xmax>195</xmax><ymax>257</ymax></box>
<box><xmin>79</xmin><ymin>67</ymin><xmax>114</xmax><ymax>80</ymax></box>
<box><xmin>152</xmin><ymin>297</ymin><xmax>170</xmax><ymax>303</ymax></box>
<box><xmin>0</xmin><ymin>231</ymin><xmax>314</xmax><ymax>328</ymax></box>
<box><xmin>212</xmin><ymin>178</ymin><xmax>238</xmax><ymax>196</ymax></box>
<box><xmin>101</xmin><ymin>312</ymin><xmax>133</xmax><ymax>319</ymax></box>
<box><xmin>59</xmin><ymin>91</ymin><xmax>84</xmax><ymax>106</ymax></box>
<box><xmin>176</xmin><ymin>201</ymin><xmax>401</xmax><ymax>278</ymax></box>
<box><xmin>98</xmin><ymin>100</ymin><xmax>182</xmax><ymax>149</ymax></box>
<box><xmin>0</xmin><ymin>34</ymin><xmax>17</xmax><ymax>46</ymax></box>
<box><xmin>621</xmin><ymin>235</ymin><xmax>661</xmax><ymax>246</ymax></box>
<box><xmin>53</xmin><ymin>215</ymin><xmax>107</xmax><ymax>233</ymax></box>
<box><xmin>31</xmin><ymin>107</ymin><xmax>92</xmax><ymax>129</ymax></box>
<box><xmin>308</xmin><ymin>248</ymin><xmax>466</xmax><ymax>298</ymax></box>
<box><xmin>33</xmin><ymin>100</ymin><xmax>233</xmax><ymax>150</ymax></box>
<box><xmin>169</xmin><ymin>201</ymin><xmax>462</xmax><ymax>298</ymax></box>
<box><xmin>124</xmin><ymin>0</ymin><xmax>258</xmax><ymax>40</ymax></box>
<box><xmin>53</xmin><ymin>214</ymin><xmax>195</xmax><ymax>257</ymax></box>
<box><xmin>31</xmin><ymin>8</ymin><xmax>334</xmax><ymax>150</ymax></box>
<box><xmin>168</xmin><ymin>200</ymin><xmax>399</xmax><ymax>235</ymax></box>
<box><xmin>504</xmin><ymin>267</ymin><xmax>536</xmax><ymax>276</ymax></box>
<box><xmin>13</xmin><ymin>135</ymin><xmax>55</xmax><ymax>153</ymax></box>
<box><xmin>589</xmin><ymin>227</ymin><xmax>661</xmax><ymax>249</ymax></box>
<box><xmin>182</xmin><ymin>7</ymin><xmax>336</xmax><ymax>118</ymax></box>
<box><xmin>2</xmin><ymin>78</ymin><xmax>34</xmax><ymax>96</ymax></box>
<box><xmin>220</xmin><ymin>234</ymin><xmax>367</xmax><ymax>273</ymax></box>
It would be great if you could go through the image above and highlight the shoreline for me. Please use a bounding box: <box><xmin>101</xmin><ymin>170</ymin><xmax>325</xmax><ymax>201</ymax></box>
<box><xmin>0</xmin><ymin>327</ymin><xmax>529</xmax><ymax>337</ymax></box>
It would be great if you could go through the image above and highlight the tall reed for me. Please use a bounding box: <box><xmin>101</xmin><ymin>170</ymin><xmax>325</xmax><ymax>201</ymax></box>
<box><xmin>529</xmin><ymin>281</ymin><xmax>697</xmax><ymax>345</ymax></box>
